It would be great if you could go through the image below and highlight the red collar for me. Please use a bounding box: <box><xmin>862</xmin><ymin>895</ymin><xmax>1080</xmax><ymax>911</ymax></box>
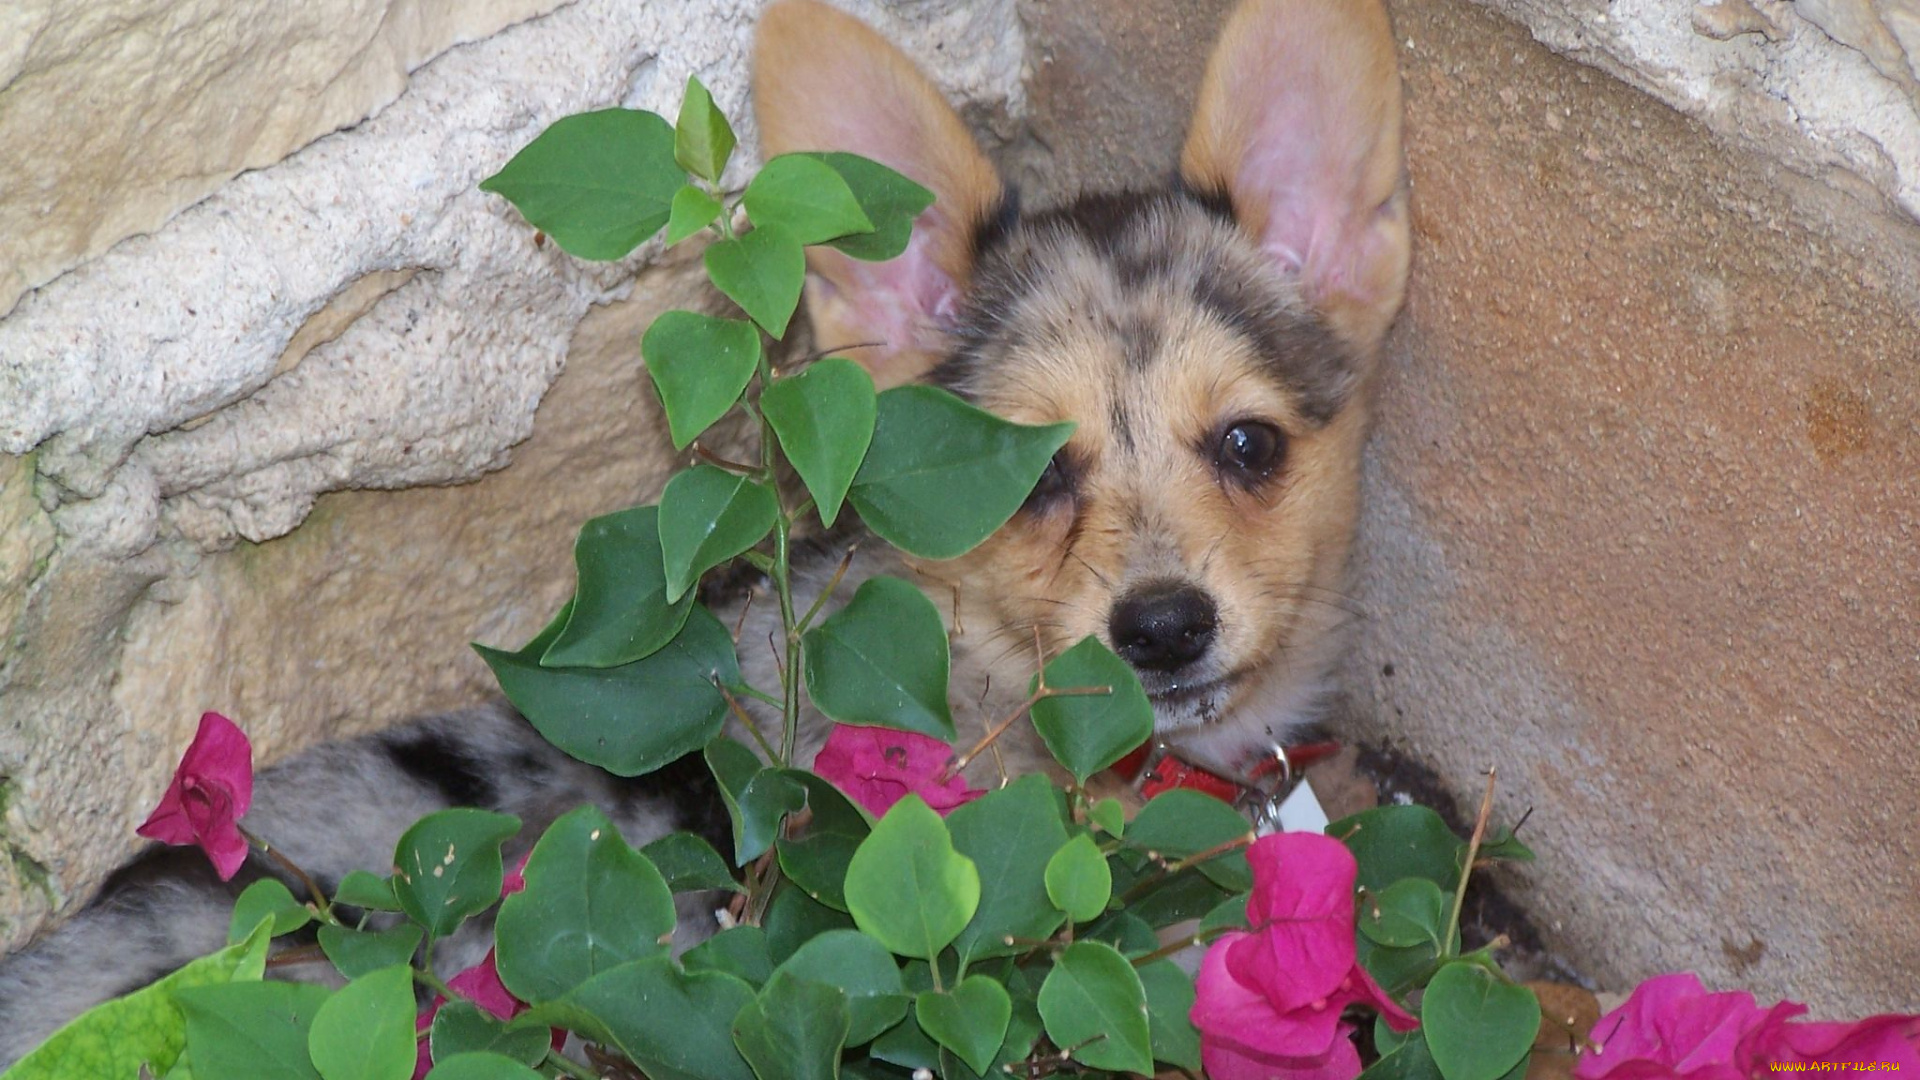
<box><xmin>1110</xmin><ymin>740</ymin><xmax>1341</xmax><ymax>804</ymax></box>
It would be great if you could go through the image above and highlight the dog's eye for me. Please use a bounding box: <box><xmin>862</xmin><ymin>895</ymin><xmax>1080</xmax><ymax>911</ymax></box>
<box><xmin>1023</xmin><ymin>451</ymin><xmax>1074</xmax><ymax>512</ymax></box>
<box><xmin>1216</xmin><ymin>421</ymin><xmax>1285</xmax><ymax>480</ymax></box>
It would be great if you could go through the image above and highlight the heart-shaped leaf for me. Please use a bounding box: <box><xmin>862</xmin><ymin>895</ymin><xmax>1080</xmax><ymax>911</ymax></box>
<box><xmin>776</xmin><ymin>769</ymin><xmax>873</xmax><ymax>911</ymax></box>
<box><xmin>481</xmin><ymin>109</ymin><xmax>683</xmax><ymax>260</ymax></box>
<box><xmin>1423</xmin><ymin>962</ymin><xmax>1540</xmax><ymax>1080</ymax></box>
<box><xmin>1029</xmin><ymin>635</ymin><xmax>1154</xmax><ymax>783</ymax></box>
<box><xmin>1044</xmin><ymin>833</ymin><xmax>1111</xmax><ymax>923</ymax></box>
<box><xmin>849</xmin><ymin>386</ymin><xmax>1074</xmax><ymax>560</ymax></box>
<box><xmin>541</xmin><ymin>506</ymin><xmax>692</xmax><ymax>668</ymax></box>
<box><xmin>308</xmin><ymin>965</ymin><xmax>415</xmax><ymax>1080</ymax></box>
<box><xmin>668</xmin><ymin>184</ymin><xmax>725</xmax><ymax>245</ymax></box>
<box><xmin>1125</xmin><ymin>788</ymin><xmax>1254</xmax><ymax>891</ymax></box>
<box><xmin>1036</xmin><ymin>940</ymin><xmax>1153</xmax><ymax>1075</ymax></box>
<box><xmin>803</xmin><ymin>575</ymin><xmax>954</xmax><ymax>739</ymax></box>
<box><xmin>425</xmin><ymin>1054</ymin><xmax>547</xmax><ymax>1080</ymax></box>
<box><xmin>771</xmin><ymin>929</ymin><xmax>907</xmax><ymax>1046</ymax></box>
<box><xmin>495</xmin><ymin>805</ymin><xmax>676</xmax><ymax>1004</ymax></box>
<box><xmin>227</xmin><ymin>878</ymin><xmax>313</xmax><ymax>943</ymax></box>
<box><xmin>333</xmin><ymin>870</ymin><xmax>400</xmax><ymax>912</ymax></box>
<box><xmin>731</xmin><ymin>971</ymin><xmax>851</xmax><ymax>1080</ymax></box>
<box><xmin>642</xmin><ymin>831</ymin><xmax>743</xmax><ymax>893</ymax></box>
<box><xmin>430</xmin><ymin>1001</ymin><xmax>551</xmax><ymax>1068</ymax></box>
<box><xmin>1330</xmin><ymin>805</ymin><xmax>1466</xmax><ymax>894</ymax></box>
<box><xmin>843</xmin><ymin>795</ymin><xmax>979</xmax><ymax>961</ymax></box>
<box><xmin>944</xmin><ymin>775</ymin><xmax>1069</xmax><ymax>961</ymax></box>
<box><xmin>743</xmin><ymin>153</ymin><xmax>873</xmax><ymax>245</ymax></box>
<box><xmin>643</xmin><ymin>312</ymin><xmax>762</xmax><ymax>452</ymax></box>
<box><xmin>658</xmin><ymin>465</ymin><xmax>779</xmax><ymax>603</ymax></box>
<box><xmin>391</xmin><ymin>810</ymin><xmax>520</xmax><ymax>940</ymax></box>
<box><xmin>480</xmin><ymin>601</ymin><xmax>739</xmax><ymax>777</ymax></box>
<box><xmin>803</xmin><ymin>153</ymin><xmax>935</xmax><ymax>262</ymax></box>
<box><xmin>1361</xmin><ymin>877</ymin><xmax>1451</xmax><ymax>950</ymax></box>
<box><xmin>706</xmin><ymin>737</ymin><xmax>809</xmax><ymax>866</ymax></box>
<box><xmin>318</xmin><ymin>924</ymin><xmax>424</xmax><ymax>980</ymax></box>
<box><xmin>177</xmin><ymin>981</ymin><xmax>331</xmax><ymax>1080</ymax></box>
<box><xmin>684</xmin><ymin>926</ymin><xmax>774</xmax><ymax>987</ymax></box>
<box><xmin>763</xmin><ymin>357</ymin><xmax>876</xmax><ymax>527</ymax></box>
<box><xmin>916</xmin><ymin>977</ymin><xmax>1011</xmax><ymax>1076</ymax></box>
<box><xmin>705</xmin><ymin>223</ymin><xmax>806</xmax><ymax>337</ymax></box>
<box><xmin>675</xmin><ymin>76</ymin><xmax>736</xmax><ymax>183</ymax></box>
<box><xmin>528</xmin><ymin>957</ymin><xmax>757</xmax><ymax>1080</ymax></box>
<box><xmin>1089</xmin><ymin>797</ymin><xmax>1125</xmax><ymax>838</ymax></box>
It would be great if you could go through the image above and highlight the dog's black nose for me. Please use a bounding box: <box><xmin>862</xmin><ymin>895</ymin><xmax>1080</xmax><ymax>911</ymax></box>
<box><xmin>1108</xmin><ymin>581</ymin><xmax>1219</xmax><ymax>672</ymax></box>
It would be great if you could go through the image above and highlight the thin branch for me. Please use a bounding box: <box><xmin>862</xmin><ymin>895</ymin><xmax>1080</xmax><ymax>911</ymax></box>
<box><xmin>717</xmin><ymin>682</ymin><xmax>778</xmax><ymax>760</ymax></box>
<box><xmin>796</xmin><ymin>544</ymin><xmax>859</xmax><ymax>633</ymax></box>
<box><xmin>1445</xmin><ymin>766</ymin><xmax>1499</xmax><ymax>954</ymax></box>
<box><xmin>238</xmin><ymin>825</ymin><xmax>335</xmax><ymax>923</ymax></box>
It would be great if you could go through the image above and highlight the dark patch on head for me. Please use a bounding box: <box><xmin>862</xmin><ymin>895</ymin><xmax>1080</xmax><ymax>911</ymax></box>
<box><xmin>1121</xmin><ymin>315</ymin><xmax>1160</xmax><ymax>372</ymax></box>
<box><xmin>1191</xmin><ymin>261</ymin><xmax>1356</xmax><ymax>425</ymax></box>
<box><xmin>1108</xmin><ymin>397</ymin><xmax>1133</xmax><ymax>453</ymax></box>
<box><xmin>382</xmin><ymin>729</ymin><xmax>501</xmax><ymax>809</ymax></box>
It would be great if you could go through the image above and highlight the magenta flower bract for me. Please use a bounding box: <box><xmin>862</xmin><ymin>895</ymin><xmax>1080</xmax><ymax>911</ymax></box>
<box><xmin>413</xmin><ymin>949</ymin><xmax>561</xmax><ymax>1079</ymax></box>
<box><xmin>1576</xmin><ymin>972</ymin><xmax>1919</xmax><ymax>1078</ymax></box>
<box><xmin>1190</xmin><ymin>833</ymin><xmax>1417</xmax><ymax>1080</ymax></box>
<box><xmin>811</xmin><ymin>723</ymin><xmax>984</xmax><ymax>818</ymax></box>
<box><xmin>135</xmin><ymin>712</ymin><xmax>255</xmax><ymax>881</ymax></box>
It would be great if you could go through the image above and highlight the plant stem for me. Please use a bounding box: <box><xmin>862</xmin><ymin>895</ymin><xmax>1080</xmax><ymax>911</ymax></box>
<box><xmin>943</xmin><ymin>684</ymin><xmax>1111</xmax><ymax>779</ymax></box>
<box><xmin>544</xmin><ymin>1048</ymin><xmax>603</xmax><ymax>1080</ymax></box>
<box><xmin>795</xmin><ymin>545</ymin><xmax>858</xmax><ymax>633</ymax></box>
<box><xmin>1444</xmin><ymin>766</ymin><xmax>1498</xmax><ymax>957</ymax></box>
<box><xmin>717</xmin><ymin>682</ymin><xmax>780</xmax><ymax>761</ymax></box>
<box><xmin>412</xmin><ymin>964</ymin><xmax>457</xmax><ymax>1001</ymax></box>
<box><xmin>238</xmin><ymin>825</ymin><xmax>336</xmax><ymax>924</ymax></box>
<box><xmin>1129</xmin><ymin>923</ymin><xmax>1242</xmax><ymax>967</ymax></box>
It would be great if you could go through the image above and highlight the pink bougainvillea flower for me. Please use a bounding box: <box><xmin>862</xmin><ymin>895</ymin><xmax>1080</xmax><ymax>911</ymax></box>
<box><xmin>502</xmin><ymin>851</ymin><xmax>531</xmax><ymax>897</ymax></box>
<box><xmin>1190</xmin><ymin>833</ymin><xmax>1416</xmax><ymax>1080</ymax></box>
<box><xmin>413</xmin><ymin>949</ymin><xmax>562</xmax><ymax>1079</ymax></box>
<box><xmin>811</xmin><ymin>723</ymin><xmax>984</xmax><ymax>818</ymax></box>
<box><xmin>1576</xmin><ymin>972</ymin><xmax>1920</xmax><ymax>1079</ymax></box>
<box><xmin>135</xmin><ymin>711</ymin><xmax>255</xmax><ymax>880</ymax></box>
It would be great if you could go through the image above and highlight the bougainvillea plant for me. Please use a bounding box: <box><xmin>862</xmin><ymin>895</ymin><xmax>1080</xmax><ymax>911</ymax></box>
<box><xmin>10</xmin><ymin>84</ymin><xmax>1916</xmax><ymax>1080</ymax></box>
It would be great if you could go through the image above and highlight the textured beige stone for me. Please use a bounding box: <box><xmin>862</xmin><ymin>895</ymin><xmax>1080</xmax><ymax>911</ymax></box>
<box><xmin>0</xmin><ymin>0</ymin><xmax>568</xmax><ymax>316</ymax></box>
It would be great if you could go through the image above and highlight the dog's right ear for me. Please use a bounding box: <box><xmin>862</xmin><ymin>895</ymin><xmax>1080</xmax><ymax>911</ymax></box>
<box><xmin>753</xmin><ymin>1</ymin><xmax>1003</xmax><ymax>389</ymax></box>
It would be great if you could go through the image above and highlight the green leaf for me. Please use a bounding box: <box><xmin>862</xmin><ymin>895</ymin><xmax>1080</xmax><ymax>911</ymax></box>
<box><xmin>707</xmin><ymin>738</ymin><xmax>809</xmax><ymax>865</ymax></box>
<box><xmin>431</xmin><ymin>1002</ymin><xmax>551</xmax><ymax>1069</ymax></box>
<box><xmin>773</xmin><ymin>929</ymin><xmax>908</xmax><ymax>1046</ymax></box>
<box><xmin>1332</xmin><ymin>805</ymin><xmax>1467</xmax><ymax>895</ymax></box>
<box><xmin>944</xmin><ymin>775</ymin><xmax>1069</xmax><ymax>961</ymax></box>
<box><xmin>705</xmin><ymin>223</ymin><xmax>806</xmax><ymax>337</ymax></box>
<box><xmin>1422</xmin><ymin>963</ymin><xmax>1539</xmax><ymax>1080</ymax></box>
<box><xmin>643</xmin><ymin>312</ymin><xmax>763</xmax><ymax>453</ymax></box>
<box><xmin>540</xmin><ymin>957</ymin><xmax>758</xmax><ymax>1080</ymax></box>
<box><xmin>849</xmin><ymin>386</ymin><xmax>1074</xmax><ymax>560</ymax></box>
<box><xmin>177</xmin><ymin>981</ymin><xmax>329</xmax><ymax>1080</ymax></box>
<box><xmin>1357</xmin><ymin>933</ymin><xmax>1448</xmax><ymax>998</ymax></box>
<box><xmin>804</xmin><ymin>153</ymin><xmax>936</xmax><ymax>262</ymax></box>
<box><xmin>2</xmin><ymin>921</ymin><xmax>272</xmax><ymax>1080</ymax></box>
<box><xmin>1197</xmin><ymin>891</ymin><xmax>1251</xmax><ymax>935</ymax></box>
<box><xmin>1029</xmin><ymin>635</ymin><xmax>1155</xmax><ymax>784</ymax></box>
<box><xmin>481</xmin><ymin>602</ymin><xmax>740</xmax><ymax>776</ymax></box>
<box><xmin>762</xmin><ymin>358</ymin><xmax>877</xmax><ymax>528</ymax></box>
<box><xmin>1035</xmin><ymin>940</ymin><xmax>1153</xmax><ymax>1075</ymax></box>
<box><xmin>1127</xmin><ymin>788</ymin><xmax>1255</xmax><ymax>889</ymax></box>
<box><xmin>1136</xmin><ymin>960</ymin><xmax>1202</xmax><ymax>1072</ymax></box>
<box><xmin>763</xmin><ymin>884</ymin><xmax>856</xmax><ymax>967</ymax></box>
<box><xmin>1089</xmin><ymin>797</ymin><xmax>1125</xmax><ymax>839</ymax></box>
<box><xmin>659</xmin><ymin>465</ymin><xmax>780</xmax><ymax>603</ymax></box>
<box><xmin>1120</xmin><ymin>870</ymin><xmax>1232</xmax><ymax>929</ymax></box>
<box><xmin>914</xmin><ymin>977</ymin><xmax>1010</xmax><ymax>1076</ymax></box>
<box><xmin>802</xmin><ymin>576</ymin><xmax>953</xmax><ymax>739</ymax></box>
<box><xmin>776</xmin><ymin>770</ymin><xmax>873</xmax><ymax>911</ymax></box>
<box><xmin>425</xmin><ymin>1053</ymin><xmax>547</xmax><ymax>1080</ymax></box>
<box><xmin>1478</xmin><ymin>827</ymin><xmax>1536</xmax><ymax>864</ymax></box>
<box><xmin>731</xmin><ymin>970</ymin><xmax>852</xmax><ymax>1080</ymax></box>
<box><xmin>675</xmin><ymin>76</ymin><xmax>736</xmax><ymax>183</ymax></box>
<box><xmin>391</xmin><ymin>809</ymin><xmax>520</xmax><ymax>940</ymax></box>
<box><xmin>1081</xmin><ymin>909</ymin><xmax>1157</xmax><ymax>956</ymax></box>
<box><xmin>1361</xmin><ymin>877</ymin><xmax>1452</xmax><ymax>950</ymax></box>
<box><xmin>743</xmin><ymin>153</ymin><xmax>874</xmax><ymax>246</ymax></box>
<box><xmin>643</xmin><ymin>831</ymin><xmax>744</xmax><ymax>893</ymax></box>
<box><xmin>334</xmin><ymin>870</ymin><xmax>400</xmax><ymax>912</ymax></box>
<box><xmin>1359</xmin><ymin>1031</ymin><xmax>1446</xmax><ymax>1080</ymax></box>
<box><xmin>843</xmin><ymin>795</ymin><xmax>980</xmax><ymax>960</ymax></box>
<box><xmin>318</xmin><ymin>924</ymin><xmax>424</xmax><ymax>980</ymax></box>
<box><xmin>1044</xmin><ymin>834</ymin><xmax>1111</xmax><ymax>923</ymax></box>
<box><xmin>227</xmin><ymin>878</ymin><xmax>313</xmax><ymax>943</ymax></box>
<box><xmin>685</xmin><ymin>926</ymin><xmax>775</xmax><ymax>987</ymax></box>
<box><xmin>1376</xmin><ymin>1013</ymin><xmax>1414</xmax><ymax>1059</ymax></box>
<box><xmin>541</xmin><ymin>506</ymin><xmax>693</xmax><ymax>668</ymax></box>
<box><xmin>481</xmin><ymin>108</ymin><xmax>683</xmax><ymax>260</ymax></box>
<box><xmin>668</xmin><ymin>184</ymin><xmax>726</xmax><ymax>245</ymax></box>
<box><xmin>307</xmin><ymin>965</ymin><xmax>415</xmax><ymax>1080</ymax></box>
<box><xmin>495</xmin><ymin>805</ymin><xmax>677</xmax><ymax>1004</ymax></box>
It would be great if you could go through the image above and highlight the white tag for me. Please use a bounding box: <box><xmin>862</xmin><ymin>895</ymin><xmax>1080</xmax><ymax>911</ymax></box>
<box><xmin>1255</xmin><ymin>777</ymin><xmax>1329</xmax><ymax>836</ymax></box>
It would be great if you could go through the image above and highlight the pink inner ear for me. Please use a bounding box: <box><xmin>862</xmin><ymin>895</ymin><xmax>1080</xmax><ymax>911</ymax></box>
<box><xmin>1239</xmin><ymin>105</ymin><xmax>1381</xmax><ymax>301</ymax></box>
<box><xmin>818</xmin><ymin>204</ymin><xmax>964</xmax><ymax>358</ymax></box>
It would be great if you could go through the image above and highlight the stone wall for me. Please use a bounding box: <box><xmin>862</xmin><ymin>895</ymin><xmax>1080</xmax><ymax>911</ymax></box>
<box><xmin>3</xmin><ymin>0</ymin><xmax>1916</xmax><ymax>1017</ymax></box>
<box><xmin>0</xmin><ymin>0</ymin><xmax>1023</xmax><ymax>952</ymax></box>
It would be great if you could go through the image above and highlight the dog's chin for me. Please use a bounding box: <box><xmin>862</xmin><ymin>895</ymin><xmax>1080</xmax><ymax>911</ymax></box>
<box><xmin>1143</xmin><ymin>675</ymin><xmax>1235</xmax><ymax>735</ymax></box>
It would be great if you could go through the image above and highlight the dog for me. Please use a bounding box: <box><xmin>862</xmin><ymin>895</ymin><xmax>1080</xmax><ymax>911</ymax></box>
<box><xmin>0</xmin><ymin>0</ymin><xmax>1407</xmax><ymax>1063</ymax></box>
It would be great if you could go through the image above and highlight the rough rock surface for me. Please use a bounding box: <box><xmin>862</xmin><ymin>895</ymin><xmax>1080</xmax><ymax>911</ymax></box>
<box><xmin>0</xmin><ymin>0</ymin><xmax>1022</xmax><ymax>951</ymax></box>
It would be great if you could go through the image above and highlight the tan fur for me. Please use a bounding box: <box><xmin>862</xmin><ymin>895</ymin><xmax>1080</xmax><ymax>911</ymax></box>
<box><xmin>754</xmin><ymin>0</ymin><xmax>1408</xmax><ymax>776</ymax></box>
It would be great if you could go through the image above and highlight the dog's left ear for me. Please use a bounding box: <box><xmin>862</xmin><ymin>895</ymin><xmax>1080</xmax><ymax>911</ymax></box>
<box><xmin>1181</xmin><ymin>0</ymin><xmax>1410</xmax><ymax>354</ymax></box>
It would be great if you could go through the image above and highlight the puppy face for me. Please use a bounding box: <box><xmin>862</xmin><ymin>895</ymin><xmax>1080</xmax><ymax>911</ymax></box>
<box><xmin>757</xmin><ymin>0</ymin><xmax>1408</xmax><ymax>753</ymax></box>
<box><xmin>934</xmin><ymin>192</ymin><xmax>1370</xmax><ymax>734</ymax></box>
